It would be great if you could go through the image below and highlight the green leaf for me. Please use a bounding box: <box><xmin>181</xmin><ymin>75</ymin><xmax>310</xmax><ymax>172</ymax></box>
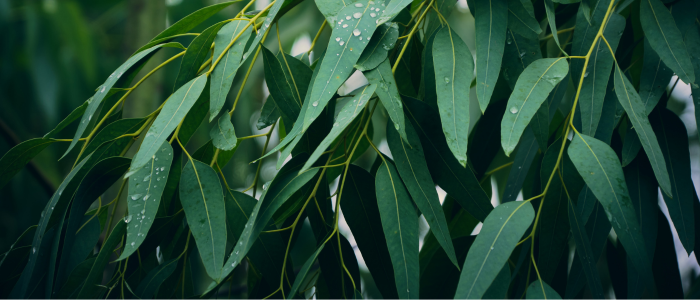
<box><xmin>507</xmin><ymin>0</ymin><xmax>542</xmax><ymax>40</ymax></box>
<box><xmin>43</xmin><ymin>99</ymin><xmax>89</xmax><ymax>138</ymax></box>
<box><xmin>288</xmin><ymin>245</ymin><xmax>325</xmax><ymax>298</ymax></box>
<box><xmin>651</xmin><ymin>109</ymin><xmax>695</xmax><ymax>253</ymax></box>
<box><xmin>76</xmin><ymin>219</ymin><xmax>126</xmax><ymax>298</ymax></box>
<box><xmin>210</xmin><ymin>20</ymin><xmax>254</xmax><ymax>120</ymax></box>
<box><xmin>565</xmin><ymin>202</ymin><xmax>608</xmax><ymax>299</ymax></box>
<box><xmin>83</xmin><ymin>118</ymin><xmax>146</xmax><ymax>156</ymax></box>
<box><xmin>0</xmin><ymin>138</ymin><xmax>58</xmax><ymax>190</ymax></box>
<box><xmin>404</xmin><ymin>97</ymin><xmax>493</xmax><ymax>222</ymax></box>
<box><xmin>482</xmin><ymin>264</ymin><xmax>510</xmax><ymax>299</ymax></box>
<box><xmin>526</xmin><ymin>279</ymin><xmax>562</xmax><ymax>299</ymax></box>
<box><xmin>502</xmin><ymin>29</ymin><xmax>543</xmax><ymax>90</ymax></box>
<box><xmin>640</xmin><ymin>0</ymin><xmax>695</xmax><ymax>84</ymax></box>
<box><xmin>502</xmin><ymin>128</ymin><xmax>539</xmax><ymax>203</ymax></box>
<box><xmin>238</xmin><ymin>0</ymin><xmax>286</xmax><ymax>72</ymax></box>
<box><xmin>219</xmin><ymin>155</ymin><xmax>319</xmax><ymax>280</ymax></box>
<box><xmin>62</xmin><ymin>44</ymin><xmax>171</xmax><ymax>159</ymax></box>
<box><xmin>315</xmin><ymin>0</ymin><xmax>349</xmax><ymax>25</ymax></box>
<box><xmin>257</xmin><ymin>96</ymin><xmax>281</xmax><ymax>130</ymax></box>
<box><xmin>577</xmin><ymin>13</ymin><xmax>625</xmax><ymax>135</ymax></box>
<box><xmin>422</xmin><ymin>27</ymin><xmax>443</xmax><ymax>110</ymax></box>
<box><xmin>420</xmin><ymin>236</ymin><xmax>476</xmax><ymax>299</ymax></box>
<box><xmin>210</xmin><ymin>114</ymin><xmax>238</xmax><ymax>151</ymax></box>
<box><xmin>119</xmin><ymin>141</ymin><xmax>173</xmax><ymax>261</ymax></box>
<box><xmin>386</xmin><ymin>120</ymin><xmax>458</xmax><ymax>268</ymax></box>
<box><xmin>375</xmin><ymin>160</ymin><xmax>419</xmax><ymax>299</ymax></box>
<box><xmin>303</xmin><ymin>0</ymin><xmax>379</xmax><ymax>132</ymax></box>
<box><xmin>474</xmin><ymin>0</ymin><xmax>508</xmax><ymax>113</ymax></box>
<box><xmin>135</xmin><ymin>259</ymin><xmax>179</xmax><ymax>299</ymax></box>
<box><xmin>355</xmin><ymin>23</ymin><xmax>399</xmax><ymax>71</ymax></box>
<box><xmin>147</xmin><ymin>2</ymin><xmax>238</xmax><ymax>46</ymax></box>
<box><xmin>277</xmin><ymin>51</ymin><xmax>313</xmax><ymax>103</ymax></box>
<box><xmin>567</xmin><ymin>133</ymin><xmax>655</xmax><ymax>287</ymax></box>
<box><xmin>262</xmin><ymin>46</ymin><xmax>303</xmax><ymax>123</ymax></box>
<box><xmin>432</xmin><ymin>27</ymin><xmax>474</xmax><ymax>166</ymax></box>
<box><xmin>613</xmin><ymin>64</ymin><xmax>672</xmax><ymax>196</ymax></box>
<box><xmin>129</xmin><ymin>74</ymin><xmax>207</xmax><ymax>174</ymax></box>
<box><xmin>341</xmin><ymin>165</ymin><xmax>398</xmax><ymax>299</ymax></box>
<box><xmin>638</xmin><ymin>38</ymin><xmax>674</xmax><ymax>114</ymax></box>
<box><xmin>454</xmin><ymin>201</ymin><xmax>535</xmax><ymax>299</ymax></box>
<box><xmin>570</xmin><ymin>0</ymin><xmax>611</xmax><ymax>86</ymax></box>
<box><xmin>652</xmin><ymin>209</ymin><xmax>685</xmax><ymax>298</ymax></box>
<box><xmin>55</xmin><ymin>257</ymin><xmax>95</xmax><ymax>298</ymax></box>
<box><xmin>543</xmin><ymin>0</ymin><xmax>566</xmax><ymax>55</ymax></box>
<box><xmin>174</xmin><ymin>21</ymin><xmax>225</xmax><ymax>91</ymax></box>
<box><xmin>364</xmin><ymin>59</ymin><xmax>408</xmax><ymax>141</ymax></box>
<box><xmin>179</xmin><ymin>159</ymin><xmax>226</xmax><ymax>281</ymax></box>
<box><xmin>377</xmin><ymin>0</ymin><xmax>412</xmax><ymax>26</ymax></box>
<box><xmin>301</xmin><ymin>84</ymin><xmax>375</xmax><ymax>172</ymax></box>
<box><xmin>501</xmin><ymin>58</ymin><xmax>568</xmax><ymax>156</ymax></box>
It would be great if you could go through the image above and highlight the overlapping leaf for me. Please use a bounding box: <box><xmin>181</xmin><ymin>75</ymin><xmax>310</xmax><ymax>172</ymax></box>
<box><xmin>364</xmin><ymin>59</ymin><xmax>408</xmax><ymax>141</ymax></box>
<box><xmin>474</xmin><ymin>0</ymin><xmax>508</xmax><ymax>113</ymax></box>
<box><xmin>210</xmin><ymin>20</ymin><xmax>253</xmax><ymax>120</ymax></box>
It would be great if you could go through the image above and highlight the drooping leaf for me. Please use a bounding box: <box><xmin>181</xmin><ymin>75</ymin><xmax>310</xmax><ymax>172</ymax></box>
<box><xmin>507</xmin><ymin>0</ymin><xmax>542</xmax><ymax>40</ymax></box>
<box><xmin>129</xmin><ymin>74</ymin><xmax>207</xmax><ymax>174</ymax></box>
<box><xmin>364</xmin><ymin>59</ymin><xmax>408</xmax><ymax>142</ymax></box>
<box><xmin>179</xmin><ymin>159</ymin><xmax>226</xmax><ymax>281</ymax></box>
<box><xmin>76</xmin><ymin>220</ymin><xmax>126</xmax><ymax>298</ymax></box>
<box><xmin>287</xmin><ymin>244</ymin><xmax>325</xmax><ymax>298</ymax></box>
<box><xmin>567</xmin><ymin>133</ymin><xmax>655</xmax><ymax>287</ymax></box>
<box><xmin>119</xmin><ymin>141</ymin><xmax>173</xmax><ymax>260</ymax></box>
<box><xmin>377</xmin><ymin>0</ymin><xmax>412</xmax><ymax>26</ymax></box>
<box><xmin>432</xmin><ymin>26</ymin><xmax>474</xmax><ymax>166</ymax></box>
<box><xmin>638</xmin><ymin>38</ymin><xmax>674</xmax><ymax>114</ymax></box>
<box><xmin>640</xmin><ymin>0</ymin><xmax>695</xmax><ymax>84</ymax></box>
<box><xmin>256</xmin><ymin>96</ymin><xmax>281</xmax><ymax>130</ymax></box>
<box><xmin>0</xmin><ymin>138</ymin><xmax>58</xmax><ymax>190</ymax></box>
<box><xmin>210</xmin><ymin>114</ymin><xmax>238</xmax><ymax>151</ymax></box>
<box><xmin>276</xmin><ymin>51</ymin><xmax>313</xmax><ymax>104</ymax></box>
<box><xmin>314</xmin><ymin>0</ymin><xmax>348</xmax><ymax>25</ymax></box>
<box><xmin>543</xmin><ymin>0</ymin><xmax>567</xmax><ymax>55</ymax></box>
<box><xmin>43</xmin><ymin>99</ymin><xmax>89</xmax><ymax>138</ymax></box>
<box><xmin>355</xmin><ymin>23</ymin><xmax>399</xmax><ymax>71</ymax></box>
<box><xmin>375</xmin><ymin>160</ymin><xmax>419</xmax><ymax>299</ymax></box>
<box><xmin>454</xmin><ymin>201</ymin><xmax>534</xmax><ymax>299</ymax></box>
<box><xmin>502</xmin><ymin>29</ymin><xmax>543</xmax><ymax>90</ymax></box>
<box><xmin>570</xmin><ymin>0</ymin><xmax>612</xmax><ymax>89</ymax></box>
<box><xmin>173</xmin><ymin>21</ymin><xmax>225</xmax><ymax>91</ymax></box>
<box><xmin>55</xmin><ymin>257</ymin><xmax>95</xmax><ymax>298</ymax></box>
<box><xmin>501</xmin><ymin>58</ymin><xmax>568</xmax><ymax>156</ymax></box>
<box><xmin>210</xmin><ymin>20</ymin><xmax>254</xmax><ymax>120</ymax></box>
<box><xmin>420</xmin><ymin>236</ymin><xmax>476</xmax><ymax>299</ymax></box>
<box><xmin>565</xmin><ymin>201</ymin><xmax>608</xmax><ymax>299</ymax></box>
<box><xmin>502</xmin><ymin>128</ymin><xmax>539</xmax><ymax>203</ymax></box>
<box><xmin>474</xmin><ymin>0</ymin><xmax>508</xmax><ymax>113</ymax></box>
<box><xmin>613</xmin><ymin>64</ymin><xmax>672</xmax><ymax>196</ymax></box>
<box><xmin>687</xmin><ymin>22</ymin><xmax>700</xmax><ymax>142</ymax></box>
<box><xmin>262</xmin><ymin>46</ymin><xmax>303</xmax><ymax>123</ymax></box>
<box><xmin>82</xmin><ymin>118</ymin><xmax>146</xmax><ymax>156</ymax></box>
<box><xmin>526</xmin><ymin>279</ymin><xmax>562</xmax><ymax>299</ymax></box>
<box><xmin>135</xmin><ymin>258</ymin><xmax>179</xmax><ymax>299</ymax></box>
<box><xmin>404</xmin><ymin>97</ymin><xmax>493</xmax><ymax>222</ymax></box>
<box><xmin>386</xmin><ymin>120</ymin><xmax>458</xmax><ymax>268</ymax></box>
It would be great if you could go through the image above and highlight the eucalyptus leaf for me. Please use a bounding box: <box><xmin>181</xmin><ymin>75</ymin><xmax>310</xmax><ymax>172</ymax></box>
<box><xmin>135</xmin><ymin>259</ymin><xmax>179</xmax><ymax>299</ymax></box>
<box><xmin>507</xmin><ymin>0</ymin><xmax>542</xmax><ymax>40</ymax></box>
<box><xmin>257</xmin><ymin>96</ymin><xmax>281</xmax><ymax>130</ymax></box>
<box><xmin>0</xmin><ymin>138</ymin><xmax>58</xmax><ymax>190</ymax></box>
<box><xmin>474</xmin><ymin>0</ymin><xmax>508</xmax><ymax>113</ymax></box>
<box><xmin>377</xmin><ymin>0</ymin><xmax>412</xmax><ymax>26</ymax></box>
<box><xmin>526</xmin><ymin>279</ymin><xmax>562</xmax><ymax>299</ymax></box>
<box><xmin>355</xmin><ymin>23</ymin><xmax>399</xmax><ymax>71</ymax></box>
<box><xmin>364</xmin><ymin>59</ymin><xmax>408</xmax><ymax>141</ymax></box>
<box><xmin>210</xmin><ymin>114</ymin><xmax>238</xmax><ymax>151</ymax></box>
<box><xmin>210</xmin><ymin>20</ymin><xmax>254</xmax><ymax>120</ymax></box>
<box><xmin>76</xmin><ymin>220</ymin><xmax>126</xmax><ymax>298</ymax></box>
<box><xmin>262</xmin><ymin>46</ymin><xmax>303</xmax><ymax>123</ymax></box>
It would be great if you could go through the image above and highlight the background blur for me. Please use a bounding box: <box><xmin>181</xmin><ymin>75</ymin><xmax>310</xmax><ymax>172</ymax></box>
<box><xmin>1</xmin><ymin>0</ymin><xmax>699</xmax><ymax>297</ymax></box>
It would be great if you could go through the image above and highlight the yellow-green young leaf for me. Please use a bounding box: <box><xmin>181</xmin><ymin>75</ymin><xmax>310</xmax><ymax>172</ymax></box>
<box><xmin>210</xmin><ymin>115</ymin><xmax>238</xmax><ymax>151</ymax></box>
<box><xmin>640</xmin><ymin>0</ymin><xmax>695</xmax><ymax>84</ymax></box>
<box><xmin>432</xmin><ymin>27</ymin><xmax>473</xmax><ymax>167</ymax></box>
<box><xmin>377</xmin><ymin>0</ymin><xmax>411</xmax><ymax>26</ymax></box>
<box><xmin>174</xmin><ymin>21</ymin><xmax>225</xmax><ymax>91</ymax></box>
<box><xmin>612</xmin><ymin>64</ymin><xmax>672</xmax><ymax>196</ymax></box>
<box><xmin>303</xmin><ymin>0</ymin><xmax>380</xmax><ymax>132</ymax></box>
<box><xmin>501</xmin><ymin>58</ymin><xmax>568</xmax><ymax>156</ymax></box>
<box><xmin>135</xmin><ymin>258</ymin><xmax>178</xmax><ymax>299</ymax></box>
<box><xmin>386</xmin><ymin>120</ymin><xmax>458</xmax><ymax>269</ymax></box>
<box><xmin>262</xmin><ymin>46</ymin><xmax>303</xmax><ymax>123</ymax></box>
<box><xmin>507</xmin><ymin>0</ymin><xmax>541</xmax><ymax>40</ymax></box>
<box><xmin>0</xmin><ymin>138</ymin><xmax>58</xmax><ymax>190</ymax></box>
<box><xmin>301</xmin><ymin>84</ymin><xmax>375</xmax><ymax>172</ymax></box>
<box><xmin>454</xmin><ymin>201</ymin><xmax>535</xmax><ymax>299</ymax></box>
<box><xmin>288</xmin><ymin>244</ymin><xmax>325</xmax><ymax>298</ymax></box>
<box><xmin>76</xmin><ymin>220</ymin><xmax>126</xmax><ymax>298</ymax></box>
<box><xmin>355</xmin><ymin>23</ymin><xmax>399</xmax><ymax>71</ymax></box>
<box><xmin>639</xmin><ymin>39</ymin><xmax>674</xmax><ymax>114</ymax></box>
<box><xmin>364</xmin><ymin>59</ymin><xmax>408</xmax><ymax>141</ymax></box>
<box><xmin>119</xmin><ymin>141</ymin><xmax>173</xmax><ymax>261</ymax></box>
<box><xmin>180</xmin><ymin>159</ymin><xmax>226</xmax><ymax>281</ymax></box>
<box><xmin>129</xmin><ymin>75</ymin><xmax>207</xmax><ymax>175</ymax></box>
<box><xmin>210</xmin><ymin>20</ymin><xmax>253</xmax><ymax>120</ymax></box>
<box><xmin>474</xmin><ymin>0</ymin><xmax>508</xmax><ymax>113</ymax></box>
<box><xmin>526</xmin><ymin>279</ymin><xmax>562</xmax><ymax>299</ymax></box>
<box><xmin>375</xmin><ymin>160</ymin><xmax>419</xmax><ymax>299</ymax></box>
<box><xmin>567</xmin><ymin>133</ymin><xmax>655</xmax><ymax>288</ymax></box>
<box><xmin>651</xmin><ymin>109</ymin><xmax>695</xmax><ymax>254</ymax></box>
<box><xmin>62</xmin><ymin>44</ymin><xmax>171</xmax><ymax>159</ymax></box>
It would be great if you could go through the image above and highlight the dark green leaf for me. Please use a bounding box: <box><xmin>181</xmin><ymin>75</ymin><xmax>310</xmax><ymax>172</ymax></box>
<box><xmin>55</xmin><ymin>257</ymin><xmax>95</xmax><ymax>298</ymax></box>
<box><xmin>565</xmin><ymin>201</ymin><xmax>608</xmax><ymax>299</ymax></box>
<box><xmin>210</xmin><ymin>20</ymin><xmax>253</xmax><ymax>120</ymax></box>
<box><xmin>502</xmin><ymin>128</ymin><xmax>539</xmax><ymax>203</ymax></box>
<box><xmin>288</xmin><ymin>245</ymin><xmax>324</xmax><ymax>297</ymax></box>
<box><xmin>570</xmin><ymin>0</ymin><xmax>612</xmax><ymax>87</ymax></box>
<box><xmin>507</xmin><ymin>0</ymin><xmax>542</xmax><ymax>40</ymax></box>
<box><xmin>0</xmin><ymin>138</ymin><xmax>58</xmax><ymax>190</ymax></box>
<box><xmin>420</xmin><ymin>236</ymin><xmax>476</xmax><ymax>299</ymax></box>
<box><xmin>76</xmin><ymin>220</ymin><xmax>126</xmax><ymax>298</ymax></box>
<box><xmin>526</xmin><ymin>279</ymin><xmax>562</xmax><ymax>299</ymax></box>
<box><xmin>43</xmin><ymin>99</ymin><xmax>89</xmax><ymax>138</ymax></box>
<box><xmin>83</xmin><ymin>118</ymin><xmax>146</xmax><ymax>157</ymax></box>
<box><xmin>364</xmin><ymin>60</ymin><xmax>408</xmax><ymax>142</ymax></box>
<box><xmin>147</xmin><ymin>2</ymin><xmax>238</xmax><ymax>45</ymax></box>
<box><xmin>638</xmin><ymin>38</ymin><xmax>674</xmax><ymax>114</ymax></box>
<box><xmin>502</xmin><ymin>29</ymin><xmax>543</xmax><ymax>90</ymax></box>
<box><xmin>256</xmin><ymin>96</ymin><xmax>281</xmax><ymax>130</ymax></box>
<box><xmin>135</xmin><ymin>259</ymin><xmax>179</xmax><ymax>299</ymax></box>
<box><xmin>544</xmin><ymin>0</ymin><xmax>567</xmax><ymax>55</ymax></box>
<box><xmin>378</xmin><ymin>0</ymin><xmax>412</xmax><ymax>25</ymax></box>
<box><xmin>174</xmin><ymin>21</ymin><xmax>225</xmax><ymax>91</ymax></box>
<box><xmin>262</xmin><ymin>46</ymin><xmax>303</xmax><ymax>123</ymax></box>
<box><xmin>474</xmin><ymin>0</ymin><xmax>508</xmax><ymax>113</ymax></box>
<box><xmin>652</xmin><ymin>210</ymin><xmax>684</xmax><ymax>298</ymax></box>
<box><xmin>355</xmin><ymin>23</ymin><xmax>399</xmax><ymax>71</ymax></box>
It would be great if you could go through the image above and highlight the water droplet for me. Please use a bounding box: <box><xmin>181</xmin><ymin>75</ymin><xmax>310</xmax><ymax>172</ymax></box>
<box><xmin>444</xmin><ymin>77</ymin><xmax>450</xmax><ymax>84</ymax></box>
<box><xmin>101</xmin><ymin>86</ymin><xmax>105</xmax><ymax>93</ymax></box>
<box><xmin>312</xmin><ymin>101</ymin><xmax>319</xmax><ymax>107</ymax></box>
<box><xmin>490</xmin><ymin>247</ymin><xmax>494</xmax><ymax>250</ymax></box>
<box><xmin>584</xmin><ymin>72</ymin><xmax>589</xmax><ymax>78</ymax></box>
<box><xmin>235</xmin><ymin>250</ymin><xmax>240</xmax><ymax>255</ymax></box>
<box><xmin>131</xmin><ymin>242</ymin><xmax>135</xmax><ymax>247</ymax></box>
<box><xmin>336</xmin><ymin>37</ymin><xmax>341</xmax><ymax>42</ymax></box>
<box><xmin>125</xmin><ymin>215</ymin><xmax>132</xmax><ymax>223</ymax></box>
<box><xmin>370</xmin><ymin>12</ymin><xmax>376</xmax><ymax>17</ymax></box>
<box><xmin>510</xmin><ymin>107</ymin><xmax>519</xmax><ymax>114</ymax></box>
<box><xmin>394</xmin><ymin>123</ymin><xmax>400</xmax><ymax>130</ymax></box>
<box><xmin>338</xmin><ymin>21</ymin><xmax>342</xmax><ymax>25</ymax></box>
<box><xmin>131</xmin><ymin>194</ymin><xmax>142</xmax><ymax>200</ymax></box>
<box><xmin>353</xmin><ymin>29</ymin><xmax>361</xmax><ymax>36</ymax></box>
<box><xmin>355</xmin><ymin>3</ymin><xmax>363</xmax><ymax>7</ymax></box>
<box><xmin>141</xmin><ymin>209</ymin><xmax>146</xmax><ymax>214</ymax></box>
<box><xmin>143</xmin><ymin>194</ymin><xmax>150</xmax><ymax>201</ymax></box>
<box><xmin>340</xmin><ymin>40</ymin><xmax>346</xmax><ymax>46</ymax></box>
<box><xmin>239</xmin><ymin>241</ymin><xmax>243</xmax><ymax>245</ymax></box>
<box><xmin>143</xmin><ymin>174</ymin><xmax>151</xmax><ymax>182</ymax></box>
<box><xmin>359</xmin><ymin>37</ymin><xmax>363</xmax><ymax>40</ymax></box>
<box><xmin>346</xmin><ymin>15</ymin><xmax>351</xmax><ymax>20</ymax></box>
<box><xmin>520</xmin><ymin>51</ymin><xmax>526</xmax><ymax>58</ymax></box>
<box><xmin>333</xmin><ymin>122</ymin><xmax>339</xmax><ymax>127</ymax></box>
<box><xmin>32</xmin><ymin>247</ymin><xmax>36</xmax><ymax>254</ymax></box>
<box><xmin>353</xmin><ymin>12</ymin><xmax>362</xmax><ymax>19</ymax></box>
<box><xmin>231</xmin><ymin>262</ymin><xmax>237</xmax><ymax>267</ymax></box>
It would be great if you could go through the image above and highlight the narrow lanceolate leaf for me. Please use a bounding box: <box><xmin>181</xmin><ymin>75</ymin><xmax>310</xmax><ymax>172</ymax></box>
<box><xmin>303</xmin><ymin>0</ymin><xmax>379</xmax><ymax>131</ymax></box>
<box><xmin>262</xmin><ymin>46</ymin><xmax>303</xmax><ymax>122</ymax></box>
<box><xmin>315</xmin><ymin>0</ymin><xmax>348</xmax><ymax>25</ymax></box>
<box><xmin>432</xmin><ymin>27</ymin><xmax>473</xmax><ymax>166</ymax></box>
<box><xmin>135</xmin><ymin>259</ymin><xmax>178</xmax><ymax>299</ymax></box>
<box><xmin>375</xmin><ymin>160</ymin><xmax>419</xmax><ymax>299</ymax></box>
<box><xmin>565</xmin><ymin>201</ymin><xmax>607</xmax><ymax>299</ymax></box>
<box><xmin>455</xmin><ymin>201</ymin><xmax>535</xmax><ymax>299</ymax></box>
<box><xmin>355</xmin><ymin>23</ymin><xmax>399</xmax><ymax>71</ymax></box>
<box><xmin>288</xmin><ymin>245</ymin><xmax>325</xmax><ymax>298</ymax></box>
<box><xmin>174</xmin><ymin>22</ymin><xmax>225</xmax><ymax>91</ymax></box>
<box><xmin>63</xmin><ymin>44</ymin><xmax>170</xmax><ymax>159</ymax></box>
<box><xmin>219</xmin><ymin>155</ymin><xmax>318</xmax><ymax>280</ymax></box>
<box><xmin>257</xmin><ymin>96</ymin><xmax>280</xmax><ymax>130</ymax></box>
<box><xmin>613</xmin><ymin>65</ymin><xmax>672</xmax><ymax>196</ymax></box>
<box><xmin>501</xmin><ymin>58</ymin><xmax>568</xmax><ymax>156</ymax></box>
<box><xmin>341</xmin><ymin>165</ymin><xmax>398</xmax><ymax>299</ymax></box>
<box><xmin>44</xmin><ymin>99</ymin><xmax>89</xmax><ymax>138</ymax></box>
<box><xmin>578</xmin><ymin>13</ymin><xmax>625</xmax><ymax>135</ymax></box>
<box><xmin>502</xmin><ymin>29</ymin><xmax>543</xmax><ymax>90</ymax></box>
<box><xmin>570</xmin><ymin>0</ymin><xmax>612</xmax><ymax>85</ymax></box>
<box><xmin>0</xmin><ymin>138</ymin><xmax>57</xmax><ymax>190</ymax></box>
<box><xmin>544</xmin><ymin>0</ymin><xmax>566</xmax><ymax>55</ymax></box>
<box><xmin>404</xmin><ymin>97</ymin><xmax>493</xmax><ymax>222</ymax></box>
<box><xmin>507</xmin><ymin>0</ymin><xmax>541</xmax><ymax>40</ymax></box>
<box><xmin>639</xmin><ymin>38</ymin><xmax>674</xmax><ymax>113</ymax></box>
<box><xmin>76</xmin><ymin>220</ymin><xmax>126</xmax><ymax>298</ymax></box>
<box><xmin>387</xmin><ymin>120</ymin><xmax>458</xmax><ymax>268</ymax></box>
<box><xmin>364</xmin><ymin>59</ymin><xmax>408</xmax><ymax>141</ymax></box>
<box><xmin>83</xmin><ymin>118</ymin><xmax>146</xmax><ymax>156</ymax></box>
<box><xmin>180</xmin><ymin>159</ymin><xmax>226</xmax><ymax>281</ymax></box>
<box><xmin>130</xmin><ymin>75</ymin><xmax>207</xmax><ymax>174</ymax></box>
<box><xmin>239</xmin><ymin>0</ymin><xmax>284</xmax><ymax>68</ymax></box>
<box><xmin>568</xmin><ymin>133</ymin><xmax>655</xmax><ymax>287</ymax></box>
<box><xmin>502</xmin><ymin>128</ymin><xmax>539</xmax><ymax>203</ymax></box>
<box><xmin>640</xmin><ymin>0</ymin><xmax>695</xmax><ymax>84</ymax></box>
<box><xmin>301</xmin><ymin>84</ymin><xmax>375</xmax><ymax>172</ymax></box>
<box><xmin>210</xmin><ymin>20</ymin><xmax>253</xmax><ymax>120</ymax></box>
<box><xmin>210</xmin><ymin>115</ymin><xmax>238</xmax><ymax>151</ymax></box>
<box><xmin>474</xmin><ymin>0</ymin><xmax>508</xmax><ymax>113</ymax></box>
<box><xmin>527</xmin><ymin>280</ymin><xmax>562</xmax><ymax>299</ymax></box>
<box><xmin>119</xmin><ymin>141</ymin><xmax>173</xmax><ymax>261</ymax></box>
<box><xmin>377</xmin><ymin>0</ymin><xmax>412</xmax><ymax>26</ymax></box>
<box><xmin>651</xmin><ymin>109</ymin><xmax>695</xmax><ymax>253</ymax></box>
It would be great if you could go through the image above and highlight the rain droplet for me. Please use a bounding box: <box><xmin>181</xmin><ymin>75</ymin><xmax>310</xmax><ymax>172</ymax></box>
<box><xmin>444</xmin><ymin>77</ymin><xmax>450</xmax><ymax>84</ymax></box>
<box><xmin>353</xmin><ymin>12</ymin><xmax>362</xmax><ymax>19</ymax></box>
<box><xmin>125</xmin><ymin>215</ymin><xmax>132</xmax><ymax>223</ymax></box>
<box><xmin>143</xmin><ymin>174</ymin><xmax>151</xmax><ymax>182</ymax></box>
<box><xmin>131</xmin><ymin>242</ymin><xmax>135</xmax><ymax>247</ymax></box>
<box><xmin>101</xmin><ymin>86</ymin><xmax>105</xmax><ymax>93</ymax></box>
<box><xmin>394</xmin><ymin>123</ymin><xmax>400</xmax><ymax>130</ymax></box>
<box><xmin>235</xmin><ymin>250</ymin><xmax>240</xmax><ymax>255</ymax></box>
<box><xmin>143</xmin><ymin>194</ymin><xmax>150</xmax><ymax>201</ymax></box>
<box><xmin>359</xmin><ymin>37</ymin><xmax>363</xmax><ymax>40</ymax></box>
<box><xmin>343</xmin><ymin>24</ymin><xmax>349</xmax><ymax>28</ymax></box>
<box><xmin>336</xmin><ymin>37</ymin><xmax>341</xmax><ymax>42</ymax></box>
<box><xmin>312</xmin><ymin>101</ymin><xmax>319</xmax><ymax>107</ymax></box>
<box><xmin>131</xmin><ymin>194</ymin><xmax>142</xmax><ymax>200</ymax></box>
<box><xmin>519</xmin><ymin>51</ymin><xmax>526</xmax><ymax>58</ymax></box>
<box><xmin>345</xmin><ymin>15</ymin><xmax>351</xmax><ymax>20</ymax></box>
<box><xmin>32</xmin><ymin>247</ymin><xmax>36</xmax><ymax>254</ymax></box>
<box><xmin>231</xmin><ymin>262</ymin><xmax>237</xmax><ymax>267</ymax></box>
<box><xmin>510</xmin><ymin>107</ymin><xmax>519</xmax><ymax>114</ymax></box>
<box><xmin>355</xmin><ymin>3</ymin><xmax>363</xmax><ymax>7</ymax></box>
<box><xmin>141</xmin><ymin>209</ymin><xmax>146</xmax><ymax>214</ymax></box>
<box><xmin>333</xmin><ymin>122</ymin><xmax>339</xmax><ymax>127</ymax></box>
<box><xmin>353</xmin><ymin>29</ymin><xmax>361</xmax><ymax>36</ymax></box>
<box><xmin>370</xmin><ymin>12</ymin><xmax>376</xmax><ymax>17</ymax></box>
<box><xmin>584</xmin><ymin>72</ymin><xmax>589</xmax><ymax>78</ymax></box>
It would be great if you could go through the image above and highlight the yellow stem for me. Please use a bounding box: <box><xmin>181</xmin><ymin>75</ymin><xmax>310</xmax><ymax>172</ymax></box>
<box><xmin>392</xmin><ymin>0</ymin><xmax>435</xmax><ymax>73</ymax></box>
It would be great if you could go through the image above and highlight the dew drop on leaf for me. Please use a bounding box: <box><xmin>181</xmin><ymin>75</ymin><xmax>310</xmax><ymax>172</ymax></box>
<box><xmin>353</xmin><ymin>12</ymin><xmax>362</xmax><ymax>19</ymax></box>
<box><xmin>353</xmin><ymin>29</ymin><xmax>361</xmax><ymax>36</ymax></box>
<box><xmin>510</xmin><ymin>107</ymin><xmax>519</xmax><ymax>114</ymax></box>
<box><xmin>355</xmin><ymin>3</ymin><xmax>363</xmax><ymax>7</ymax></box>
